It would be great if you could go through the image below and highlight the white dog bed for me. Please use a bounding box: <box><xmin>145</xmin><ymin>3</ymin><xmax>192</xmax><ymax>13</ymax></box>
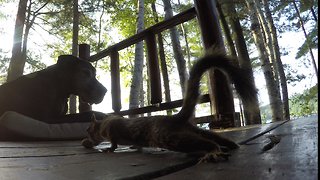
<box><xmin>0</xmin><ymin>111</ymin><xmax>89</xmax><ymax>141</ymax></box>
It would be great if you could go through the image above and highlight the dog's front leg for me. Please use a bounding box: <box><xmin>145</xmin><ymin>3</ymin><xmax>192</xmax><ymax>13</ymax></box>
<box><xmin>102</xmin><ymin>141</ymin><xmax>118</xmax><ymax>153</ymax></box>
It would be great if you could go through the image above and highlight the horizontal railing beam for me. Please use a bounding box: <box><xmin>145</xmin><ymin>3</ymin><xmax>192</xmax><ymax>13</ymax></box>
<box><xmin>89</xmin><ymin>7</ymin><xmax>196</xmax><ymax>62</ymax></box>
<box><xmin>111</xmin><ymin>94</ymin><xmax>210</xmax><ymax>116</ymax></box>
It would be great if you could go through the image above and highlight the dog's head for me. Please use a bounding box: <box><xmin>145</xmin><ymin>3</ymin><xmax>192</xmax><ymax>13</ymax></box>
<box><xmin>57</xmin><ymin>55</ymin><xmax>107</xmax><ymax>104</ymax></box>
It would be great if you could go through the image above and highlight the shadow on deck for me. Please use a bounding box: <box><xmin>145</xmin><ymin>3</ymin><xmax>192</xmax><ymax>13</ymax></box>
<box><xmin>0</xmin><ymin>115</ymin><xmax>317</xmax><ymax>180</ymax></box>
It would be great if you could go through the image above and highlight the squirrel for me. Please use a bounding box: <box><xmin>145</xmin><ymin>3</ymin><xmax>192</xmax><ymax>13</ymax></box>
<box><xmin>82</xmin><ymin>48</ymin><xmax>257</xmax><ymax>162</ymax></box>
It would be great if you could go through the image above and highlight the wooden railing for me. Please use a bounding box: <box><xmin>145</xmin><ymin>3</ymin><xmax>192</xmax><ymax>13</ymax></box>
<box><xmin>77</xmin><ymin>0</ymin><xmax>240</xmax><ymax>128</ymax></box>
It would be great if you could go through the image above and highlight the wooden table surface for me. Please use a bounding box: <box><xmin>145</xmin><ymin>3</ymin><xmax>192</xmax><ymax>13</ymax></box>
<box><xmin>0</xmin><ymin>115</ymin><xmax>317</xmax><ymax>180</ymax></box>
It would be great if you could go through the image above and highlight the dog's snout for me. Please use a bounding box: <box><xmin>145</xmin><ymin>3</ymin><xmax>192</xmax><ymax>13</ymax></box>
<box><xmin>93</xmin><ymin>82</ymin><xmax>107</xmax><ymax>104</ymax></box>
<box><xmin>101</xmin><ymin>84</ymin><xmax>107</xmax><ymax>94</ymax></box>
<box><xmin>98</xmin><ymin>82</ymin><xmax>107</xmax><ymax>96</ymax></box>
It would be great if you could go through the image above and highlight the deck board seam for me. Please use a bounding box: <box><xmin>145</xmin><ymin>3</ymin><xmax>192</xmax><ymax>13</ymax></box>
<box><xmin>238</xmin><ymin>120</ymin><xmax>291</xmax><ymax>145</ymax></box>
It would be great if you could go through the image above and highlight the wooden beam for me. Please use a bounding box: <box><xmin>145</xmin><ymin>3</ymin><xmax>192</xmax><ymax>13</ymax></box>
<box><xmin>113</xmin><ymin>94</ymin><xmax>210</xmax><ymax>116</ymax></box>
<box><xmin>78</xmin><ymin>44</ymin><xmax>92</xmax><ymax>113</ymax></box>
<box><xmin>89</xmin><ymin>8</ymin><xmax>196</xmax><ymax>62</ymax></box>
<box><xmin>110</xmin><ymin>50</ymin><xmax>121</xmax><ymax>112</ymax></box>
<box><xmin>146</xmin><ymin>33</ymin><xmax>162</xmax><ymax>104</ymax></box>
<box><xmin>194</xmin><ymin>0</ymin><xmax>236</xmax><ymax>126</ymax></box>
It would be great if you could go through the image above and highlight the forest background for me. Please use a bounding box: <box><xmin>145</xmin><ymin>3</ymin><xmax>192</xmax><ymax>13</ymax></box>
<box><xmin>0</xmin><ymin>0</ymin><xmax>318</xmax><ymax>124</ymax></box>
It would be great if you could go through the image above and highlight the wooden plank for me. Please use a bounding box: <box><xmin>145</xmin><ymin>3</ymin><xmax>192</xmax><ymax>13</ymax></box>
<box><xmin>0</xmin><ymin>147</ymin><xmax>196</xmax><ymax>180</ymax></box>
<box><xmin>0</xmin><ymin>141</ymin><xmax>79</xmax><ymax>148</ymax></box>
<box><xmin>157</xmin><ymin>115</ymin><xmax>318</xmax><ymax>180</ymax></box>
<box><xmin>89</xmin><ymin>8</ymin><xmax>196</xmax><ymax>62</ymax></box>
<box><xmin>1</xmin><ymin>116</ymin><xmax>316</xmax><ymax>179</ymax></box>
<box><xmin>0</xmin><ymin>145</ymin><xmax>95</xmax><ymax>158</ymax></box>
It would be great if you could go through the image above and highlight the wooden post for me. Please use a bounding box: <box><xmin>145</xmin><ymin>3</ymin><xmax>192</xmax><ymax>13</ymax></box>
<box><xmin>194</xmin><ymin>0</ymin><xmax>236</xmax><ymax>127</ymax></box>
<box><xmin>146</xmin><ymin>33</ymin><xmax>162</xmax><ymax>104</ymax></box>
<box><xmin>78</xmin><ymin>44</ymin><xmax>92</xmax><ymax>112</ymax></box>
<box><xmin>110</xmin><ymin>49</ymin><xmax>121</xmax><ymax>113</ymax></box>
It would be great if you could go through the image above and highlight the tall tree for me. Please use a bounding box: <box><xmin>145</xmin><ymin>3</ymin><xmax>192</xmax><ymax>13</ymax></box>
<box><xmin>151</xmin><ymin>2</ymin><xmax>172</xmax><ymax>115</ymax></box>
<box><xmin>222</xmin><ymin>2</ymin><xmax>262</xmax><ymax>125</ymax></box>
<box><xmin>293</xmin><ymin>1</ymin><xmax>318</xmax><ymax>81</ymax></box>
<box><xmin>129</xmin><ymin>0</ymin><xmax>145</xmax><ymax>113</ymax></box>
<box><xmin>216</xmin><ymin>2</ymin><xmax>237</xmax><ymax>57</ymax></box>
<box><xmin>246</xmin><ymin>0</ymin><xmax>283</xmax><ymax>122</ymax></box>
<box><xmin>262</xmin><ymin>0</ymin><xmax>290</xmax><ymax>120</ymax></box>
<box><xmin>69</xmin><ymin>0</ymin><xmax>79</xmax><ymax>114</ymax></box>
<box><xmin>6</xmin><ymin>0</ymin><xmax>28</xmax><ymax>82</ymax></box>
<box><xmin>162</xmin><ymin>0</ymin><xmax>188</xmax><ymax>95</ymax></box>
<box><xmin>177</xmin><ymin>0</ymin><xmax>192</xmax><ymax>69</ymax></box>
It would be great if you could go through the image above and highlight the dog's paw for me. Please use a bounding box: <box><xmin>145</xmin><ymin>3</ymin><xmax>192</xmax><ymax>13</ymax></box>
<box><xmin>198</xmin><ymin>151</ymin><xmax>231</xmax><ymax>163</ymax></box>
<box><xmin>101</xmin><ymin>147</ymin><xmax>116</xmax><ymax>153</ymax></box>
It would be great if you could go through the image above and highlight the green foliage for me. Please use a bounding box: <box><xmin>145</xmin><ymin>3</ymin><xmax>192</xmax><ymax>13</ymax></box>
<box><xmin>0</xmin><ymin>49</ymin><xmax>46</xmax><ymax>83</ymax></box>
<box><xmin>273</xmin><ymin>0</ymin><xmax>318</xmax><ymax>59</ymax></box>
<box><xmin>0</xmin><ymin>48</ymin><xmax>10</xmax><ymax>83</ymax></box>
<box><xmin>260</xmin><ymin>85</ymin><xmax>318</xmax><ymax>121</ymax></box>
<box><xmin>42</xmin><ymin>0</ymin><xmax>115</xmax><ymax>59</ymax></box>
<box><xmin>259</xmin><ymin>104</ymin><xmax>272</xmax><ymax>123</ymax></box>
<box><xmin>0</xmin><ymin>49</ymin><xmax>9</xmax><ymax>75</ymax></box>
<box><xmin>296</xmin><ymin>22</ymin><xmax>318</xmax><ymax>59</ymax></box>
<box><xmin>25</xmin><ymin>50</ymin><xmax>47</xmax><ymax>72</ymax></box>
<box><xmin>284</xmin><ymin>64</ymin><xmax>306</xmax><ymax>86</ymax></box>
<box><xmin>289</xmin><ymin>84</ymin><xmax>318</xmax><ymax>118</ymax></box>
<box><xmin>299</xmin><ymin>0</ymin><xmax>317</xmax><ymax>13</ymax></box>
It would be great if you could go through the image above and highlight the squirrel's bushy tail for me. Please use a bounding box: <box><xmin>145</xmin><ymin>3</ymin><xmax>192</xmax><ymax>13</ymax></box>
<box><xmin>175</xmin><ymin>48</ymin><xmax>257</xmax><ymax>122</ymax></box>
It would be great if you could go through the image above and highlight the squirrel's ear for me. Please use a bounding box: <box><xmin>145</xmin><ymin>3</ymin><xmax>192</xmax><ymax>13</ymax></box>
<box><xmin>87</xmin><ymin>114</ymin><xmax>97</xmax><ymax>132</ymax></box>
<box><xmin>91</xmin><ymin>114</ymin><xmax>97</xmax><ymax>123</ymax></box>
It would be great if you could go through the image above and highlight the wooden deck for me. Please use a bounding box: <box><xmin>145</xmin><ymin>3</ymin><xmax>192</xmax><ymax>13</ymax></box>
<box><xmin>0</xmin><ymin>115</ymin><xmax>317</xmax><ymax>180</ymax></box>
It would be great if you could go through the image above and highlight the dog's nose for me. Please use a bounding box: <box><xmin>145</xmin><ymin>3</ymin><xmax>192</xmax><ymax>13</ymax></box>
<box><xmin>101</xmin><ymin>85</ymin><xmax>107</xmax><ymax>94</ymax></box>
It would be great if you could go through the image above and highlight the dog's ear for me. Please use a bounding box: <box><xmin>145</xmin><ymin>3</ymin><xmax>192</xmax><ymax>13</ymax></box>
<box><xmin>57</xmin><ymin>55</ymin><xmax>79</xmax><ymax>66</ymax></box>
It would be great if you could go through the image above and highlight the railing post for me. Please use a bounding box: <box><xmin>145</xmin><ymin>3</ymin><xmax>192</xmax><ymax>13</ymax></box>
<box><xmin>146</xmin><ymin>32</ymin><xmax>162</xmax><ymax>104</ymax></box>
<box><xmin>194</xmin><ymin>0</ymin><xmax>236</xmax><ymax>127</ymax></box>
<box><xmin>110</xmin><ymin>49</ymin><xmax>122</xmax><ymax>113</ymax></box>
<box><xmin>78</xmin><ymin>43</ymin><xmax>93</xmax><ymax>112</ymax></box>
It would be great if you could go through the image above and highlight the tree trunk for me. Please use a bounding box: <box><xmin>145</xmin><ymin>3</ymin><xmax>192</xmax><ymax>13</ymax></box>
<box><xmin>254</xmin><ymin>0</ymin><xmax>276</xmax><ymax>66</ymax></box>
<box><xmin>22</xmin><ymin>1</ymin><xmax>48</xmax><ymax>69</ymax></box>
<box><xmin>180</xmin><ymin>23</ymin><xmax>192</xmax><ymax>69</ymax></box>
<box><xmin>7</xmin><ymin>0</ymin><xmax>28</xmax><ymax>82</ymax></box>
<box><xmin>147</xmin><ymin>66</ymin><xmax>151</xmax><ymax>117</ymax></box>
<box><xmin>139</xmin><ymin>74</ymin><xmax>145</xmax><ymax>117</ymax></box>
<box><xmin>263</xmin><ymin>0</ymin><xmax>290</xmax><ymax>120</ymax></box>
<box><xmin>129</xmin><ymin>0</ymin><xmax>145</xmax><ymax>115</ymax></box>
<box><xmin>21</xmin><ymin>0</ymin><xmax>32</xmax><ymax>73</ymax></box>
<box><xmin>293</xmin><ymin>1</ymin><xmax>318</xmax><ymax>81</ymax></box>
<box><xmin>224</xmin><ymin>2</ymin><xmax>262</xmax><ymax>125</ymax></box>
<box><xmin>310</xmin><ymin>7</ymin><xmax>317</xmax><ymax>22</ymax></box>
<box><xmin>254</xmin><ymin>1</ymin><xmax>282</xmax><ymax>101</ymax></box>
<box><xmin>162</xmin><ymin>0</ymin><xmax>188</xmax><ymax>95</ymax></box>
<box><xmin>69</xmin><ymin>0</ymin><xmax>79</xmax><ymax>114</ymax></box>
<box><xmin>151</xmin><ymin>2</ymin><xmax>172</xmax><ymax>115</ymax></box>
<box><xmin>216</xmin><ymin>2</ymin><xmax>237</xmax><ymax>57</ymax></box>
<box><xmin>246</xmin><ymin>0</ymin><xmax>283</xmax><ymax>122</ymax></box>
<box><xmin>177</xmin><ymin>0</ymin><xmax>192</xmax><ymax>69</ymax></box>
